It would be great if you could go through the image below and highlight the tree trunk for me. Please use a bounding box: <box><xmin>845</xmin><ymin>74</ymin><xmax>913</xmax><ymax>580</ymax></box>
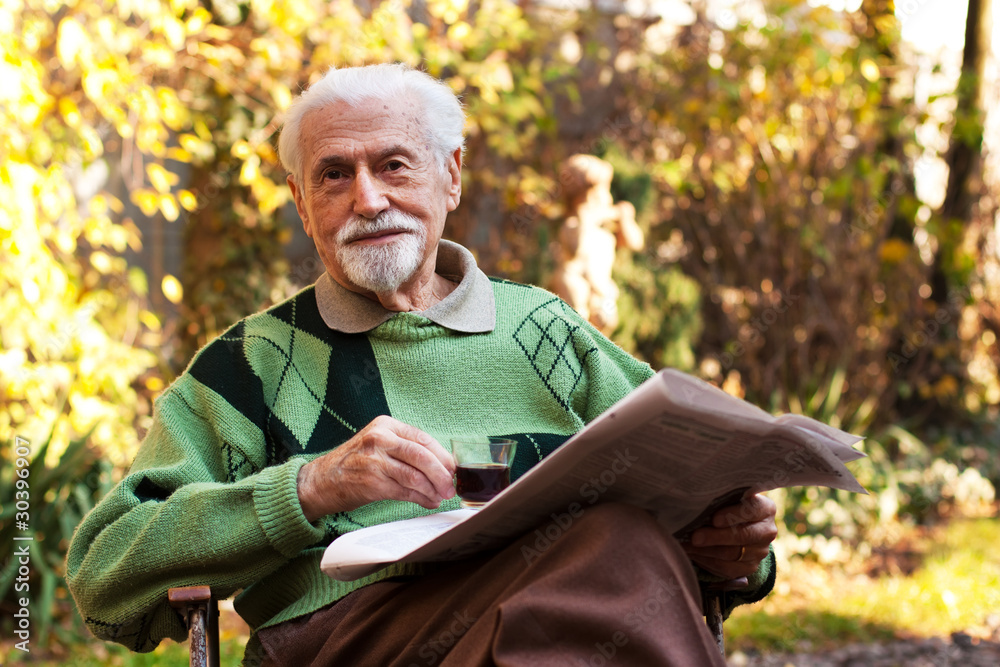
<box><xmin>934</xmin><ymin>0</ymin><xmax>992</xmax><ymax>298</ymax></box>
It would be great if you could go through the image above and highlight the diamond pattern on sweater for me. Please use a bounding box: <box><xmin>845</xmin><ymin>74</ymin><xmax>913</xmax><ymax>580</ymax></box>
<box><xmin>243</xmin><ymin>310</ymin><xmax>332</xmax><ymax>450</ymax></box>
<box><xmin>188</xmin><ymin>288</ymin><xmax>392</xmax><ymax>460</ymax></box>
<box><xmin>85</xmin><ymin>614</ymin><xmax>150</xmax><ymax>652</ymax></box>
<box><xmin>513</xmin><ymin>298</ymin><xmax>596</xmax><ymax>410</ymax></box>
<box><xmin>221</xmin><ymin>441</ymin><xmax>259</xmax><ymax>482</ymax></box>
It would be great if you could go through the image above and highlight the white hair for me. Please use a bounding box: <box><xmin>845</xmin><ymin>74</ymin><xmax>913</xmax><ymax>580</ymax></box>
<box><xmin>278</xmin><ymin>63</ymin><xmax>466</xmax><ymax>184</ymax></box>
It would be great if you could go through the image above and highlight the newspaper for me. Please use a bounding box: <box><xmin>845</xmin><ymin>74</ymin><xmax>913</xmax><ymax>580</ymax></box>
<box><xmin>321</xmin><ymin>369</ymin><xmax>867</xmax><ymax>581</ymax></box>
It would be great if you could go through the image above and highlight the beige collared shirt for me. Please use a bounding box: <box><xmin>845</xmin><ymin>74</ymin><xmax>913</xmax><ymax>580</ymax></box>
<box><xmin>314</xmin><ymin>240</ymin><xmax>497</xmax><ymax>334</ymax></box>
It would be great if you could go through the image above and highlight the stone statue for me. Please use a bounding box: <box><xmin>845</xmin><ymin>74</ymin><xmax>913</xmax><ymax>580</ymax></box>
<box><xmin>550</xmin><ymin>154</ymin><xmax>644</xmax><ymax>333</ymax></box>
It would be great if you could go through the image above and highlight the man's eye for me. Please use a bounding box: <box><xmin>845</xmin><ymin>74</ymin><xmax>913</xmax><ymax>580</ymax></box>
<box><xmin>324</xmin><ymin>170</ymin><xmax>344</xmax><ymax>180</ymax></box>
<box><xmin>385</xmin><ymin>160</ymin><xmax>403</xmax><ymax>172</ymax></box>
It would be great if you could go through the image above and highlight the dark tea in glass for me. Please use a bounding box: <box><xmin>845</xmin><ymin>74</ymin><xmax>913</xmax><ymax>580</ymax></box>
<box><xmin>451</xmin><ymin>437</ymin><xmax>517</xmax><ymax>508</ymax></box>
<box><xmin>455</xmin><ymin>463</ymin><xmax>511</xmax><ymax>506</ymax></box>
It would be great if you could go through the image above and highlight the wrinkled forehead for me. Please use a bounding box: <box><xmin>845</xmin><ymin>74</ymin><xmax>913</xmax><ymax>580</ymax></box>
<box><xmin>299</xmin><ymin>94</ymin><xmax>434</xmax><ymax>159</ymax></box>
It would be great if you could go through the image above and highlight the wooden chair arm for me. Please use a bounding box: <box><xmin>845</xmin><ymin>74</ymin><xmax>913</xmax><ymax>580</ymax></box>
<box><xmin>168</xmin><ymin>586</ymin><xmax>220</xmax><ymax>667</ymax></box>
<box><xmin>702</xmin><ymin>589</ymin><xmax>725</xmax><ymax>655</ymax></box>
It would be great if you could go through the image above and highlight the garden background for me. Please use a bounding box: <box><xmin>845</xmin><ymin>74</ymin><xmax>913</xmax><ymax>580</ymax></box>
<box><xmin>2</xmin><ymin>0</ymin><xmax>999</xmax><ymax>663</ymax></box>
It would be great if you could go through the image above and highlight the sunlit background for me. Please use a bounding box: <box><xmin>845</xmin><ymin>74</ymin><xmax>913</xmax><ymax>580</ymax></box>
<box><xmin>2</xmin><ymin>0</ymin><xmax>998</xmax><ymax>663</ymax></box>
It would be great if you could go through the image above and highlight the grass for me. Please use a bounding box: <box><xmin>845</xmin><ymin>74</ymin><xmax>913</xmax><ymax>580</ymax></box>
<box><xmin>725</xmin><ymin>517</ymin><xmax>1000</xmax><ymax>655</ymax></box>
<box><xmin>2</xmin><ymin>605</ymin><xmax>251</xmax><ymax>666</ymax></box>
<box><xmin>6</xmin><ymin>518</ymin><xmax>999</xmax><ymax>665</ymax></box>
<box><xmin>2</xmin><ymin>633</ymin><xmax>251</xmax><ymax>666</ymax></box>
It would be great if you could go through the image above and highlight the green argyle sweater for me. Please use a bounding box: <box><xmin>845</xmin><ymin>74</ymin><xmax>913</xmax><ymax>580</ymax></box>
<box><xmin>66</xmin><ymin>278</ymin><xmax>774</xmax><ymax>654</ymax></box>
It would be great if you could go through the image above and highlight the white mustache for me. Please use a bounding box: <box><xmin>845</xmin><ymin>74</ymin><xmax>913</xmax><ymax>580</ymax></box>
<box><xmin>337</xmin><ymin>211</ymin><xmax>424</xmax><ymax>245</ymax></box>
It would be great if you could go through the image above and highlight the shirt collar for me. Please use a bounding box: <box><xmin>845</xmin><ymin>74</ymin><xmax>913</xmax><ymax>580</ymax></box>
<box><xmin>314</xmin><ymin>239</ymin><xmax>496</xmax><ymax>334</ymax></box>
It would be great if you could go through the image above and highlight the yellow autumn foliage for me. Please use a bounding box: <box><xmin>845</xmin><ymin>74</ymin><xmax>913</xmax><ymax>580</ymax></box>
<box><xmin>1</xmin><ymin>0</ymin><xmax>559</xmax><ymax>469</ymax></box>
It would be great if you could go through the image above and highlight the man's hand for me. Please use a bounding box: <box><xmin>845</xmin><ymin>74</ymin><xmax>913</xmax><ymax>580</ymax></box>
<box><xmin>681</xmin><ymin>493</ymin><xmax>777</xmax><ymax>583</ymax></box>
<box><xmin>296</xmin><ymin>416</ymin><xmax>456</xmax><ymax>522</ymax></box>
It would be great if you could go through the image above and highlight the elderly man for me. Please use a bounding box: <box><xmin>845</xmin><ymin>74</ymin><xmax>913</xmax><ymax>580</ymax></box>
<box><xmin>68</xmin><ymin>64</ymin><xmax>777</xmax><ymax>666</ymax></box>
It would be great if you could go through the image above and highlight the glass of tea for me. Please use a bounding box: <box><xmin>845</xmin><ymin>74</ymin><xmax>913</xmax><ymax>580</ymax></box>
<box><xmin>451</xmin><ymin>437</ymin><xmax>517</xmax><ymax>508</ymax></box>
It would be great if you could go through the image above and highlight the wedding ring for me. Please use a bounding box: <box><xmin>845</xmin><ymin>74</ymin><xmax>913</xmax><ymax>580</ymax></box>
<box><xmin>737</xmin><ymin>546</ymin><xmax>746</xmax><ymax>562</ymax></box>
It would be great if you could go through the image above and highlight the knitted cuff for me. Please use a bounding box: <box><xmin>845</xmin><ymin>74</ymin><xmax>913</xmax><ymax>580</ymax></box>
<box><xmin>729</xmin><ymin>548</ymin><xmax>777</xmax><ymax>618</ymax></box>
<box><xmin>694</xmin><ymin>545</ymin><xmax>777</xmax><ymax>618</ymax></box>
<box><xmin>253</xmin><ymin>457</ymin><xmax>326</xmax><ymax>559</ymax></box>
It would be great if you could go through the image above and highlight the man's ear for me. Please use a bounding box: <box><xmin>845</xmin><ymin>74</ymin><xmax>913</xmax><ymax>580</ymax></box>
<box><xmin>445</xmin><ymin>147</ymin><xmax>462</xmax><ymax>212</ymax></box>
<box><xmin>287</xmin><ymin>174</ymin><xmax>312</xmax><ymax>237</ymax></box>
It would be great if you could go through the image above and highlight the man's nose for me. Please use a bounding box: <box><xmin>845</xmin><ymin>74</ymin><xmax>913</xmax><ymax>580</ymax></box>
<box><xmin>352</xmin><ymin>169</ymin><xmax>389</xmax><ymax>219</ymax></box>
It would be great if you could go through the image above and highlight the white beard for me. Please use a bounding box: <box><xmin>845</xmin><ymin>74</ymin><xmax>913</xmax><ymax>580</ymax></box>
<box><xmin>335</xmin><ymin>210</ymin><xmax>427</xmax><ymax>293</ymax></box>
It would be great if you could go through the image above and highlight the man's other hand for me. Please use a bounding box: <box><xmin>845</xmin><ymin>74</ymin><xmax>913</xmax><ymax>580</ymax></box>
<box><xmin>681</xmin><ymin>493</ymin><xmax>777</xmax><ymax>582</ymax></box>
<box><xmin>296</xmin><ymin>416</ymin><xmax>456</xmax><ymax>521</ymax></box>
